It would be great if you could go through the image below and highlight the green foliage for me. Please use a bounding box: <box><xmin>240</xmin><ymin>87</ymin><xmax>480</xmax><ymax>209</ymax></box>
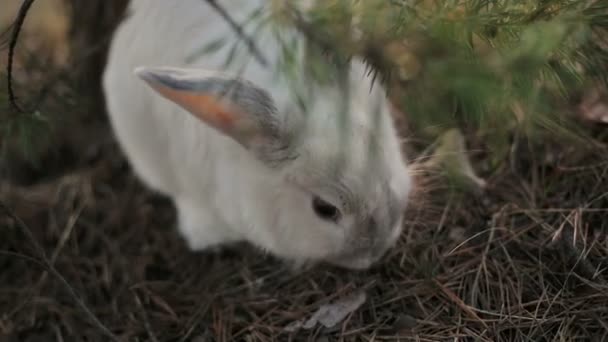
<box><xmin>0</xmin><ymin>113</ymin><xmax>51</xmax><ymax>167</ymax></box>
<box><xmin>4</xmin><ymin>0</ymin><xmax>605</xmax><ymax>174</ymax></box>
<box><xmin>269</xmin><ymin>0</ymin><xmax>607</xmax><ymax>168</ymax></box>
<box><xmin>0</xmin><ymin>71</ymin><xmax>52</xmax><ymax>166</ymax></box>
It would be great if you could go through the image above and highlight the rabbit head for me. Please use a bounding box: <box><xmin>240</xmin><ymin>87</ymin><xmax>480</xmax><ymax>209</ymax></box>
<box><xmin>134</xmin><ymin>61</ymin><xmax>411</xmax><ymax>270</ymax></box>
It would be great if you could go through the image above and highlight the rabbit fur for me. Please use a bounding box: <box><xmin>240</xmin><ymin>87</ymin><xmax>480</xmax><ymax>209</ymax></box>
<box><xmin>102</xmin><ymin>0</ymin><xmax>412</xmax><ymax>270</ymax></box>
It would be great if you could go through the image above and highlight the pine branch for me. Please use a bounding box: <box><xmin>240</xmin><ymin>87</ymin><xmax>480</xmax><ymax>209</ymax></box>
<box><xmin>202</xmin><ymin>0</ymin><xmax>269</xmax><ymax>67</ymax></box>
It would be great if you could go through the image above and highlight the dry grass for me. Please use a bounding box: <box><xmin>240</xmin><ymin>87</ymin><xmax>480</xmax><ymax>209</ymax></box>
<box><xmin>2</xmin><ymin>5</ymin><xmax>608</xmax><ymax>342</ymax></box>
<box><xmin>1</xmin><ymin>120</ymin><xmax>607</xmax><ymax>342</ymax></box>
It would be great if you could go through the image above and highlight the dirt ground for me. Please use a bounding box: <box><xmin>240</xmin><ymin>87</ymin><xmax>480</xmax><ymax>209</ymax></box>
<box><xmin>1</xmin><ymin>3</ymin><xmax>608</xmax><ymax>342</ymax></box>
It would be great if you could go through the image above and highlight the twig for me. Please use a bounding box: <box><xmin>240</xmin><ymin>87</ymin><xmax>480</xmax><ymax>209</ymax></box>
<box><xmin>35</xmin><ymin>200</ymin><xmax>86</xmax><ymax>290</ymax></box>
<box><xmin>202</xmin><ymin>0</ymin><xmax>268</xmax><ymax>67</ymax></box>
<box><xmin>0</xmin><ymin>200</ymin><xmax>121</xmax><ymax>342</ymax></box>
<box><xmin>433</xmin><ymin>279</ymin><xmax>489</xmax><ymax>329</ymax></box>
<box><xmin>6</xmin><ymin>0</ymin><xmax>36</xmax><ymax>114</ymax></box>
<box><xmin>133</xmin><ymin>290</ymin><xmax>160</xmax><ymax>342</ymax></box>
<box><xmin>30</xmin><ymin>30</ymin><xmax>119</xmax><ymax>110</ymax></box>
<box><xmin>283</xmin><ymin>3</ymin><xmax>338</xmax><ymax>56</ymax></box>
<box><xmin>4</xmin><ymin>0</ymin><xmax>128</xmax><ymax>115</ymax></box>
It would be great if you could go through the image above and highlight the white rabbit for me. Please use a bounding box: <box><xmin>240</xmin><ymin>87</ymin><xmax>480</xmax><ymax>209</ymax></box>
<box><xmin>102</xmin><ymin>0</ymin><xmax>412</xmax><ymax>270</ymax></box>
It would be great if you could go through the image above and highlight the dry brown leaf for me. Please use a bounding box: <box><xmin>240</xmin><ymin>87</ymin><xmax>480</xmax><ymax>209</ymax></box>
<box><xmin>425</xmin><ymin>128</ymin><xmax>486</xmax><ymax>191</ymax></box>
<box><xmin>284</xmin><ymin>291</ymin><xmax>367</xmax><ymax>332</ymax></box>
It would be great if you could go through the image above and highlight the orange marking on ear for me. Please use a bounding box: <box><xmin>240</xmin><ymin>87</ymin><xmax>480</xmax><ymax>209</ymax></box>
<box><xmin>197</xmin><ymin>95</ymin><xmax>237</xmax><ymax>127</ymax></box>
<box><xmin>152</xmin><ymin>85</ymin><xmax>238</xmax><ymax>130</ymax></box>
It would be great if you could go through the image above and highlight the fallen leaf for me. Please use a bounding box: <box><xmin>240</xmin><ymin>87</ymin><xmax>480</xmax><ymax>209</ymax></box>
<box><xmin>283</xmin><ymin>320</ymin><xmax>304</xmax><ymax>333</ymax></box>
<box><xmin>284</xmin><ymin>291</ymin><xmax>367</xmax><ymax>332</ymax></box>
<box><xmin>304</xmin><ymin>291</ymin><xmax>367</xmax><ymax>329</ymax></box>
<box><xmin>425</xmin><ymin>128</ymin><xmax>486</xmax><ymax>191</ymax></box>
<box><xmin>579</xmin><ymin>85</ymin><xmax>608</xmax><ymax>124</ymax></box>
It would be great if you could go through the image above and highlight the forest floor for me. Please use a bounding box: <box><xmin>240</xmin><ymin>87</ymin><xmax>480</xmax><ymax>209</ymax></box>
<box><xmin>1</xmin><ymin>4</ymin><xmax>608</xmax><ymax>342</ymax></box>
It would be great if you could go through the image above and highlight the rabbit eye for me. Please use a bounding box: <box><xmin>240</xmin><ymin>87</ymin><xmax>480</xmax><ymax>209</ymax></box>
<box><xmin>312</xmin><ymin>196</ymin><xmax>341</xmax><ymax>222</ymax></box>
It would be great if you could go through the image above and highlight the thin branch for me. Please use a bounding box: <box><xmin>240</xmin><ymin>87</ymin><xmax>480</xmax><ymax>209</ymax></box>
<box><xmin>31</xmin><ymin>29</ymin><xmax>121</xmax><ymax>109</ymax></box>
<box><xmin>0</xmin><ymin>200</ymin><xmax>121</xmax><ymax>342</ymax></box>
<box><xmin>3</xmin><ymin>2</ymin><xmax>129</xmax><ymax>117</ymax></box>
<box><xmin>6</xmin><ymin>0</ymin><xmax>36</xmax><ymax>114</ymax></box>
<box><xmin>284</xmin><ymin>4</ymin><xmax>337</xmax><ymax>55</ymax></box>
<box><xmin>203</xmin><ymin>0</ymin><xmax>268</xmax><ymax>67</ymax></box>
<box><xmin>133</xmin><ymin>291</ymin><xmax>160</xmax><ymax>342</ymax></box>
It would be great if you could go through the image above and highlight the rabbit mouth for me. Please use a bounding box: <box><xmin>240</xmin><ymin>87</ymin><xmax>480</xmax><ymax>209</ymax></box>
<box><xmin>328</xmin><ymin>244</ymin><xmax>393</xmax><ymax>270</ymax></box>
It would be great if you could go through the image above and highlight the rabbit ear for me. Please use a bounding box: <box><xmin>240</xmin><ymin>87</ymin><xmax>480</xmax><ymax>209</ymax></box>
<box><xmin>134</xmin><ymin>66</ymin><xmax>292</xmax><ymax>162</ymax></box>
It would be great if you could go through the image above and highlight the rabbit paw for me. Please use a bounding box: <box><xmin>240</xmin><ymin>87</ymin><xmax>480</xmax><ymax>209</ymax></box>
<box><xmin>176</xmin><ymin>198</ymin><xmax>238</xmax><ymax>251</ymax></box>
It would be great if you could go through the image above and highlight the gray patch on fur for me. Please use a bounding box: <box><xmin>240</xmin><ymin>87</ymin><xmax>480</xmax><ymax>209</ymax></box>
<box><xmin>347</xmin><ymin>183</ymin><xmax>403</xmax><ymax>255</ymax></box>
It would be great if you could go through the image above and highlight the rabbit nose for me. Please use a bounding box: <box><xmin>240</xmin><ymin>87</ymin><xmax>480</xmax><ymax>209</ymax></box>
<box><xmin>362</xmin><ymin>217</ymin><xmax>380</xmax><ymax>246</ymax></box>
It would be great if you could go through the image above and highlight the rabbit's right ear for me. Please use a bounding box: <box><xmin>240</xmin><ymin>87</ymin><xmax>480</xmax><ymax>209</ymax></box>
<box><xmin>135</xmin><ymin>66</ymin><xmax>295</xmax><ymax>164</ymax></box>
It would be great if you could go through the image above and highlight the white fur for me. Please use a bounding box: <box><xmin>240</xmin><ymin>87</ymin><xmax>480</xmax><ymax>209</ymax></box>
<box><xmin>102</xmin><ymin>0</ymin><xmax>412</xmax><ymax>269</ymax></box>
